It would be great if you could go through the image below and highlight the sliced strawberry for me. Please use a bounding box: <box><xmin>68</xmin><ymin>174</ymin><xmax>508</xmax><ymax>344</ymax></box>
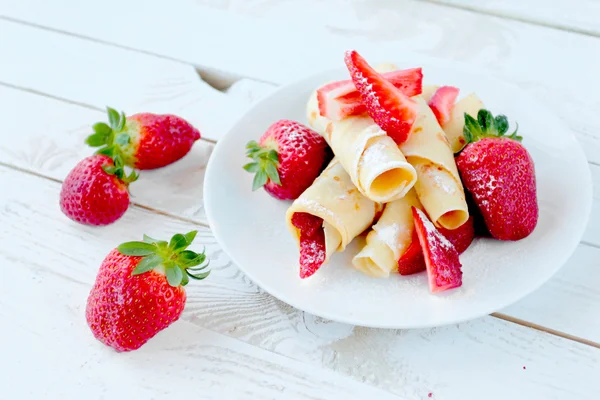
<box><xmin>438</xmin><ymin>216</ymin><xmax>475</xmax><ymax>254</ymax></box>
<box><xmin>318</xmin><ymin>68</ymin><xmax>423</xmax><ymax>121</ymax></box>
<box><xmin>428</xmin><ymin>86</ymin><xmax>460</xmax><ymax>126</ymax></box>
<box><xmin>291</xmin><ymin>213</ymin><xmax>326</xmax><ymax>278</ymax></box>
<box><xmin>397</xmin><ymin>230</ymin><xmax>426</xmax><ymax>276</ymax></box>
<box><xmin>412</xmin><ymin>207</ymin><xmax>462</xmax><ymax>293</ymax></box>
<box><xmin>344</xmin><ymin>50</ymin><xmax>418</xmax><ymax>145</ymax></box>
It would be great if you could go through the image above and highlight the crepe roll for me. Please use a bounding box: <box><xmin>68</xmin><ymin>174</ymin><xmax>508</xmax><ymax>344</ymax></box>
<box><xmin>353</xmin><ymin>190</ymin><xmax>422</xmax><ymax>277</ymax></box>
<box><xmin>306</xmin><ymin>93</ymin><xmax>417</xmax><ymax>204</ymax></box>
<box><xmin>442</xmin><ymin>93</ymin><xmax>485</xmax><ymax>153</ymax></box>
<box><xmin>286</xmin><ymin>159</ymin><xmax>380</xmax><ymax>278</ymax></box>
<box><xmin>399</xmin><ymin>97</ymin><xmax>469</xmax><ymax>230</ymax></box>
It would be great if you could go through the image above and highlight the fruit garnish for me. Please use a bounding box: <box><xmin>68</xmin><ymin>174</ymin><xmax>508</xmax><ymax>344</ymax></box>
<box><xmin>456</xmin><ymin>109</ymin><xmax>537</xmax><ymax>241</ymax></box>
<box><xmin>86</xmin><ymin>231</ymin><xmax>209</xmax><ymax>352</ymax></box>
<box><xmin>291</xmin><ymin>212</ymin><xmax>326</xmax><ymax>278</ymax></box>
<box><xmin>317</xmin><ymin>68</ymin><xmax>423</xmax><ymax>120</ymax></box>
<box><xmin>86</xmin><ymin>107</ymin><xmax>200</xmax><ymax>170</ymax></box>
<box><xmin>344</xmin><ymin>50</ymin><xmax>418</xmax><ymax>145</ymax></box>
<box><xmin>428</xmin><ymin>86</ymin><xmax>460</xmax><ymax>126</ymax></box>
<box><xmin>397</xmin><ymin>216</ymin><xmax>474</xmax><ymax>276</ymax></box>
<box><xmin>412</xmin><ymin>207</ymin><xmax>463</xmax><ymax>293</ymax></box>
<box><xmin>59</xmin><ymin>155</ymin><xmax>134</xmax><ymax>226</ymax></box>
<box><xmin>244</xmin><ymin>120</ymin><xmax>330</xmax><ymax>200</ymax></box>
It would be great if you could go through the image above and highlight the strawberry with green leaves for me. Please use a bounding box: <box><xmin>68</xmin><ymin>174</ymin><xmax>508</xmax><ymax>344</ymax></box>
<box><xmin>86</xmin><ymin>107</ymin><xmax>201</xmax><ymax>170</ymax></box>
<box><xmin>86</xmin><ymin>231</ymin><xmax>210</xmax><ymax>352</ymax></box>
<box><xmin>456</xmin><ymin>109</ymin><xmax>538</xmax><ymax>240</ymax></box>
<box><xmin>244</xmin><ymin>119</ymin><xmax>330</xmax><ymax>200</ymax></box>
<box><xmin>60</xmin><ymin>154</ymin><xmax>138</xmax><ymax>226</ymax></box>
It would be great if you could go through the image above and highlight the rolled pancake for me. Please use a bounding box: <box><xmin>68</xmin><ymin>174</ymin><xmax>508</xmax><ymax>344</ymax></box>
<box><xmin>286</xmin><ymin>159</ymin><xmax>379</xmax><ymax>266</ymax></box>
<box><xmin>442</xmin><ymin>93</ymin><xmax>484</xmax><ymax>153</ymax></box>
<box><xmin>400</xmin><ymin>96</ymin><xmax>469</xmax><ymax>229</ymax></box>
<box><xmin>306</xmin><ymin>92</ymin><xmax>417</xmax><ymax>203</ymax></box>
<box><xmin>353</xmin><ymin>190</ymin><xmax>422</xmax><ymax>277</ymax></box>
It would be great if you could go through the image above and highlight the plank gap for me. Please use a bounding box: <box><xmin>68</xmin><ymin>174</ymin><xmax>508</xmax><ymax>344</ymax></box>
<box><xmin>415</xmin><ymin>0</ymin><xmax>600</xmax><ymax>38</ymax></box>
<box><xmin>492</xmin><ymin>312</ymin><xmax>600</xmax><ymax>349</ymax></box>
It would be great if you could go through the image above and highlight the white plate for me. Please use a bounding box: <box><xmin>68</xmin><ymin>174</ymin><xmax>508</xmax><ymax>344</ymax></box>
<box><xmin>204</xmin><ymin>59</ymin><xmax>592</xmax><ymax>329</ymax></box>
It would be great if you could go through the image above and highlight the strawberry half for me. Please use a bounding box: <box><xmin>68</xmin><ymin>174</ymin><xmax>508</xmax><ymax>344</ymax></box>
<box><xmin>397</xmin><ymin>216</ymin><xmax>474</xmax><ymax>276</ymax></box>
<box><xmin>344</xmin><ymin>50</ymin><xmax>418</xmax><ymax>145</ymax></box>
<box><xmin>412</xmin><ymin>207</ymin><xmax>463</xmax><ymax>293</ymax></box>
<box><xmin>318</xmin><ymin>68</ymin><xmax>423</xmax><ymax>120</ymax></box>
<box><xmin>456</xmin><ymin>110</ymin><xmax>538</xmax><ymax>240</ymax></box>
<box><xmin>428</xmin><ymin>86</ymin><xmax>460</xmax><ymax>126</ymax></box>
<box><xmin>291</xmin><ymin>212</ymin><xmax>326</xmax><ymax>278</ymax></box>
<box><xmin>244</xmin><ymin>120</ymin><xmax>330</xmax><ymax>200</ymax></box>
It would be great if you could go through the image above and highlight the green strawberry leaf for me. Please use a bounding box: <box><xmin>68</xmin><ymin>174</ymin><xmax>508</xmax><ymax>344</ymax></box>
<box><xmin>166</xmin><ymin>265</ymin><xmax>183</xmax><ymax>287</ymax></box>
<box><xmin>178</xmin><ymin>250</ymin><xmax>206</xmax><ymax>267</ymax></box>
<box><xmin>102</xmin><ymin>165</ymin><xmax>117</xmax><ymax>175</ymax></box>
<box><xmin>180</xmin><ymin>271</ymin><xmax>190</xmax><ymax>286</ymax></box>
<box><xmin>117</xmin><ymin>111</ymin><xmax>127</xmax><ymax>131</ymax></box>
<box><xmin>86</xmin><ymin>133</ymin><xmax>108</xmax><ymax>147</ymax></box>
<box><xmin>143</xmin><ymin>234</ymin><xmax>160</xmax><ymax>244</ymax></box>
<box><xmin>477</xmin><ymin>109</ymin><xmax>496</xmax><ymax>136</ymax></box>
<box><xmin>169</xmin><ymin>234</ymin><xmax>188</xmax><ymax>252</ymax></box>
<box><xmin>495</xmin><ymin>115</ymin><xmax>509</xmax><ymax>136</ymax></box>
<box><xmin>107</xmin><ymin>107</ymin><xmax>121</xmax><ymax>130</ymax></box>
<box><xmin>96</xmin><ymin>146</ymin><xmax>116</xmax><ymax>157</ymax></box>
<box><xmin>115</xmin><ymin>133</ymin><xmax>130</xmax><ymax>146</ymax></box>
<box><xmin>118</xmin><ymin>241</ymin><xmax>156</xmax><ymax>256</ymax></box>
<box><xmin>243</xmin><ymin>162</ymin><xmax>260</xmax><ymax>173</ymax></box>
<box><xmin>264</xmin><ymin>161</ymin><xmax>281</xmax><ymax>185</ymax></box>
<box><xmin>184</xmin><ymin>230</ymin><xmax>198</xmax><ymax>245</ymax></box>
<box><xmin>132</xmin><ymin>254</ymin><xmax>164</xmax><ymax>275</ymax></box>
<box><xmin>93</xmin><ymin>122</ymin><xmax>112</xmax><ymax>136</ymax></box>
<box><xmin>187</xmin><ymin>270</ymin><xmax>210</xmax><ymax>280</ymax></box>
<box><xmin>252</xmin><ymin>170</ymin><xmax>268</xmax><ymax>191</ymax></box>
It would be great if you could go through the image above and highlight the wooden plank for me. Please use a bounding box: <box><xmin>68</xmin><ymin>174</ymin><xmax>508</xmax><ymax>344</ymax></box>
<box><xmin>1</xmin><ymin>0</ymin><xmax>599</xmax><ymax>163</ymax></box>
<box><xmin>1</xmin><ymin>165</ymin><xmax>598</xmax><ymax>399</ymax></box>
<box><xmin>0</xmin><ymin>18</ymin><xmax>249</xmax><ymax>142</ymax></box>
<box><xmin>426</xmin><ymin>0</ymin><xmax>600</xmax><ymax>36</ymax></box>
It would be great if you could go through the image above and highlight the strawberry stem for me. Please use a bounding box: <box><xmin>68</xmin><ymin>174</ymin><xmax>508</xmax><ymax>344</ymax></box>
<box><xmin>87</xmin><ymin>106</ymin><xmax>139</xmax><ymax>183</ymax></box>
<box><xmin>462</xmin><ymin>109</ymin><xmax>522</xmax><ymax>147</ymax></box>
<box><xmin>243</xmin><ymin>140</ymin><xmax>281</xmax><ymax>190</ymax></box>
<box><xmin>118</xmin><ymin>231</ymin><xmax>210</xmax><ymax>287</ymax></box>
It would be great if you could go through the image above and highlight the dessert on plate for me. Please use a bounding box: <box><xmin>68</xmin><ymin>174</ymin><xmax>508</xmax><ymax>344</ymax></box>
<box><xmin>244</xmin><ymin>50</ymin><xmax>538</xmax><ymax>294</ymax></box>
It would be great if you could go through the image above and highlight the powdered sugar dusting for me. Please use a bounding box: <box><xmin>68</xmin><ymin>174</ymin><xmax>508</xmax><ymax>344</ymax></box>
<box><xmin>360</xmin><ymin>140</ymin><xmax>388</xmax><ymax>168</ymax></box>
<box><xmin>295</xmin><ymin>199</ymin><xmax>345</xmax><ymax>232</ymax></box>
<box><xmin>375</xmin><ymin>222</ymin><xmax>410</xmax><ymax>251</ymax></box>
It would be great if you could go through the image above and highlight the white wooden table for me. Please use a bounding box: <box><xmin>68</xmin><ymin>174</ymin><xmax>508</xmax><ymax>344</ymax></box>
<box><xmin>1</xmin><ymin>1</ymin><xmax>599</xmax><ymax>398</ymax></box>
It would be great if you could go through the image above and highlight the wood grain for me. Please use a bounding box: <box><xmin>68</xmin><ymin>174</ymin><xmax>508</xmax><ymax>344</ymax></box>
<box><xmin>0</xmin><ymin>165</ymin><xmax>598</xmax><ymax>399</ymax></box>
<box><xmin>2</xmin><ymin>0</ymin><xmax>599</xmax><ymax>163</ymax></box>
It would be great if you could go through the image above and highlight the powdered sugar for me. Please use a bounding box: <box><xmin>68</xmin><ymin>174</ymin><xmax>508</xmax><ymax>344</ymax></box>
<box><xmin>360</xmin><ymin>140</ymin><xmax>388</xmax><ymax>168</ymax></box>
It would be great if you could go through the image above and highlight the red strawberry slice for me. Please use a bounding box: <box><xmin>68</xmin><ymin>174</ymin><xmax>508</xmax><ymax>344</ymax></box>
<box><xmin>344</xmin><ymin>50</ymin><xmax>418</xmax><ymax>145</ymax></box>
<box><xmin>397</xmin><ymin>230</ymin><xmax>426</xmax><ymax>276</ymax></box>
<box><xmin>397</xmin><ymin>216</ymin><xmax>473</xmax><ymax>276</ymax></box>
<box><xmin>412</xmin><ymin>207</ymin><xmax>463</xmax><ymax>293</ymax></box>
<box><xmin>438</xmin><ymin>216</ymin><xmax>475</xmax><ymax>254</ymax></box>
<box><xmin>291</xmin><ymin>212</ymin><xmax>327</xmax><ymax>278</ymax></box>
<box><xmin>318</xmin><ymin>68</ymin><xmax>423</xmax><ymax>121</ymax></box>
<box><xmin>428</xmin><ymin>86</ymin><xmax>460</xmax><ymax>126</ymax></box>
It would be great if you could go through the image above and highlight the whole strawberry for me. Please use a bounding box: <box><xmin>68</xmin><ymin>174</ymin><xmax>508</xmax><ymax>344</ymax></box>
<box><xmin>86</xmin><ymin>107</ymin><xmax>201</xmax><ymax>170</ymax></box>
<box><xmin>244</xmin><ymin>119</ymin><xmax>330</xmax><ymax>200</ymax></box>
<box><xmin>60</xmin><ymin>155</ymin><xmax>137</xmax><ymax>225</ymax></box>
<box><xmin>456</xmin><ymin>109</ymin><xmax>538</xmax><ymax>240</ymax></box>
<box><xmin>86</xmin><ymin>231</ymin><xmax>210</xmax><ymax>352</ymax></box>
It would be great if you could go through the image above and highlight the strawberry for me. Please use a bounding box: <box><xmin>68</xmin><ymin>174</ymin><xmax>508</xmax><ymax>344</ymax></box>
<box><xmin>456</xmin><ymin>110</ymin><xmax>538</xmax><ymax>240</ymax></box>
<box><xmin>60</xmin><ymin>155</ymin><xmax>137</xmax><ymax>226</ymax></box>
<box><xmin>291</xmin><ymin>212</ymin><xmax>326</xmax><ymax>278</ymax></box>
<box><xmin>428</xmin><ymin>86</ymin><xmax>460</xmax><ymax>126</ymax></box>
<box><xmin>397</xmin><ymin>216</ymin><xmax>474</xmax><ymax>275</ymax></box>
<box><xmin>244</xmin><ymin>120</ymin><xmax>330</xmax><ymax>200</ymax></box>
<box><xmin>412</xmin><ymin>207</ymin><xmax>463</xmax><ymax>293</ymax></box>
<box><xmin>317</xmin><ymin>67</ymin><xmax>423</xmax><ymax>120</ymax></box>
<box><xmin>86</xmin><ymin>231</ymin><xmax>209</xmax><ymax>352</ymax></box>
<box><xmin>344</xmin><ymin>50</ymin><xmax>418</xmax><ymax>145</ymax></box>
<box><xmin>86</xmin><ymin>107</ymin><xmax>201</xmax><ymax>170</ymax></box>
